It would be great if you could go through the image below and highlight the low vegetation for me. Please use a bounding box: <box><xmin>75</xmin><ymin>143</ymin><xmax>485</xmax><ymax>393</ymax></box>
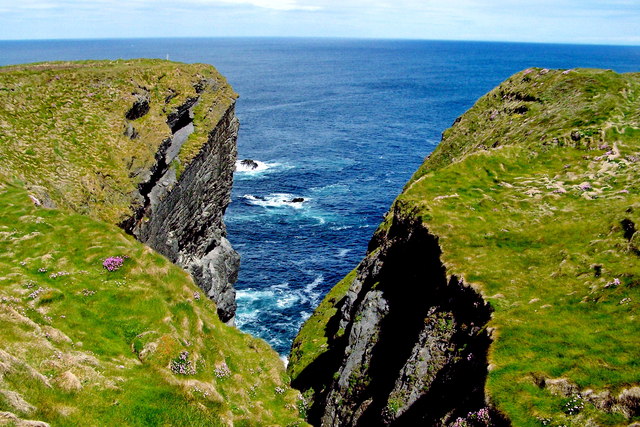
<box><xmin>0</xmin><ymin>182</ymin><xmax>304</xmax><ymax>425</ymax></box>
<box><xmin>398</xmin><ymin>68</ymin><xmax>640</xmax><ymax>426</ymax></box>
<box><xmin>0</xmin><ymin>59</ymin><xmax>236</xmax><ymax>224</ymax></box>
<box><xmin>0</xmin><ymin>60</ymin><xmax>305</xmax><ymax>425</ymax></box>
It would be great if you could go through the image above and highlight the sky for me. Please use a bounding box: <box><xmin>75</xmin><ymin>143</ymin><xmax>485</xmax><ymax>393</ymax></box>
<box><xmin>0</xmin><ymin>0</ymin><xmax>639</xmax><ymax>45</ymax></box>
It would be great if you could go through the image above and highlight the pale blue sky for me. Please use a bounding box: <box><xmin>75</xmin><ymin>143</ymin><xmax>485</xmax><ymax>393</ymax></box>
<box><xmin>0</xmin><ymin>0</ymin><xmax>638</xmax><ymax>45</ymax></box>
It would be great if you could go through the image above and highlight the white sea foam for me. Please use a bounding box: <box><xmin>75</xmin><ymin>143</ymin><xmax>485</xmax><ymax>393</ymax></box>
<box><xmin>337</xmin><ymin>248</ymin><xmax>351</xmax><ymax>257</ymax></box>
<box><xmin>235</xmin><ymin>159</ymin><xmax>279</xmax><ymax>173</ymax></box>
<box><xmin>280</xmin><ymin>355</ymin><xmax>289</xmax><ymax>367</ymax></box>
<box><xmin>236</xmin><ymin>288</ymin><xmax>274</xmax><ymax>303</ymax></box>
<box><xmin>305</xmin><ymin>275</ymin><xmax>323</xmax><ymax>292</ymax></box>
<box><xmin>330</xmin><ymin>225</ymin><xmax>353</xmax><ymax>231</ymax></box>
<box><xmin>300</xmin><ymin>311</ymin><xmax>311</xmax><ymax>321</ymax></box>
<box><xmin>276</xmin><ymin>293</ymin><xmax>300</xmax><ymax>308</ymax></box>
<box><xmin>242</xmin><ymin>193</ymin><xmax>308</xmax><ymax>209</ymax></box>
<box><xmin>271</xmin><ymin>282</ymin><xmax>290</xmax><ymax>290</ymax></box>
<box><xmin>313</xmin><ymin>216</ymin><xmax>326</xmax><ymax>225</ymax></box>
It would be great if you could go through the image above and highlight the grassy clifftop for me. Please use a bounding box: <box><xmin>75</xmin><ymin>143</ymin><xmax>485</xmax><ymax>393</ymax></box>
<box><xmin>393</xmin><ymin>68</ymin><xmax>640</xmax><ymax>425</ymax></box>
<box><xmin>0</xmin><ymin>61</ymin><xmax>305</xmax><ymax>425</ymax></box>
<box><xmin>292</xmin><ymin>68</ymin><xmax>640</xmax><ymax>426</ymax></box>
<box><xmin>0</xmin><ymin>59</ymin><xmax>237</xmax><ymax>224</ymax></box>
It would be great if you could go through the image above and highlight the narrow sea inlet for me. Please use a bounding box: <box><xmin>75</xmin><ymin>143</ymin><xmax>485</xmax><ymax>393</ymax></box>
<box><xmin>2</xmin><ymin>38</ymin><xmax>639</xmax><ymax>355</ymax></box>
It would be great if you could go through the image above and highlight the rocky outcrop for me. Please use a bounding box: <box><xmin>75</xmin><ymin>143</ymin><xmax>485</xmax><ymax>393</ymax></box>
<box><xmin>291</xmin><ymin>204</ymin><xmax>498</xmax><ymax>426</ymax></box>
<box><xmin>121</xmin><ymin>84</ymin><xmax>240</xmax><ymax>324</ymax></box>
<box><xmin>291</xmin><ymin>68</ymin><xmax>640</xmax><ymax>426</ymax></box>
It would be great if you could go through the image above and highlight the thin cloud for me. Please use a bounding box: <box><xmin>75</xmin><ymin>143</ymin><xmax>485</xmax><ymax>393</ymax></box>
<box><xmin>0</xmin><ymin>0</ymin><xmax>638</xmax><ymax>44</ymax></box>
<box><xmin>213</xmin><ymin>0</ymin><xmax>321</xmax><ymax>11</ymax></box>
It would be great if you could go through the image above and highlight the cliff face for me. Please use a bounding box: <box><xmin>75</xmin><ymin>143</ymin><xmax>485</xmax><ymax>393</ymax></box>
<box><xmin>290</xmin><ymin>68</ymin><xmax>640</xmax><ymax>427</ymax></box>
<box><xmin>123</xmin><ymin>89</ymin><xmax>240</xmax><ymax>323</ymax></box>
<box><xmin>291</xmin><ymin>206</ymin><xmax>496</xmax><ymax>426</ymax></box>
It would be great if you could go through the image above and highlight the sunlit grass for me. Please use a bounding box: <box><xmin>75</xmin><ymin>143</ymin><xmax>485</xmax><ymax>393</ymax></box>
<box><xmin>0</xmin><ymin>182</ymin><xmax>305</xmax><ymax>425</ymax></box>
<box><xmin>0</xmin><ymin>59</ymin><xmax>237</xmax><ymax>224</ymax></box>
<box><xmin>397</xmin><ymin>68</ymin><xmax>640</xmax><ymax>426</ymax></box>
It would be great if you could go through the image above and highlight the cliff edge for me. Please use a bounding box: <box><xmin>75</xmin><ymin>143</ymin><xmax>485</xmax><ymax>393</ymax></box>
<box><xmin>0</xmin><ymin>59</ymin><xmax>239</xmax><ymax>322</ymax></box>
<box><xmin>0</xmin><ymin>60</ymin><xmax>305</xmax><ymax>425</ymax></box>
<box><xmin>289</xmin><ymin>68</ymin><xmax>640</xmax><ymax>427</ymax></box>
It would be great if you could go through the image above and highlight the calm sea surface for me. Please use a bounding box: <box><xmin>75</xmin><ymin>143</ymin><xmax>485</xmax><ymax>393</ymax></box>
<box><xmin>2</xmin><ymin>38</ymin><xmax>639</xmax><ymax>355</ymax></box>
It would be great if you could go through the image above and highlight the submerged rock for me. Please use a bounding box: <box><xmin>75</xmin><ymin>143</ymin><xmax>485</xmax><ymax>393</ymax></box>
<box><xmin>240</xmin><ymin>159</ymin><xmax>259</xmax><ymax>170</ymax></box>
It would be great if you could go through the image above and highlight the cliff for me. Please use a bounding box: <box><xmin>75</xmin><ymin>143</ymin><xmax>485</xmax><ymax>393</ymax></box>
<box><xmin>289</xmin><ymin>68</ymin><xmax>640</xmax><ymax>427</ymax></box>
<box><xmin>0</xmin><ymin>60</ymin><xmax>306</xmax><ymax>425</ymax></box>
<box><xmin>0</xmin><ymin>59</ymin><xmax>239</xmax><ymax>323</ymax></box>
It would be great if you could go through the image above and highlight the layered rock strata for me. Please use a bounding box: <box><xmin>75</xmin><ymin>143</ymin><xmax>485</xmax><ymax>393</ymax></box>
<box><xmin>122</xmin><ymin>86</ymin><xmax>240</xmax><ymax>324</ymax></box>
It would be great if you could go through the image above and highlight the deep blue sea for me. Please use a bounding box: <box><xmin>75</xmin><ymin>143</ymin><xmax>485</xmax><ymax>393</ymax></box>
<box><xmin>2</xmin><ymin>38</ymin><xmax>639</xmax><ymax>355</ymax></box>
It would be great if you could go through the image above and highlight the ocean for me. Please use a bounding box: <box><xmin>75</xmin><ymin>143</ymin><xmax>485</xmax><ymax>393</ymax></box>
<box><xmin>2</xmin><ymin>38</ymin><xmax>639</xmax><ymax>355</ymax></box>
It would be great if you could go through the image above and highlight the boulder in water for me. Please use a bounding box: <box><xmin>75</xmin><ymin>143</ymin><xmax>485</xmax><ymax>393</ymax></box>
<box><xmin>240</xmin><ymin>159</ymin><xmax>259</xmax><ymax>170</ymax></box>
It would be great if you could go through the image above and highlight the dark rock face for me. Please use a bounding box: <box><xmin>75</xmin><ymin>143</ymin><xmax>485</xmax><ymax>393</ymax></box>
<box><xmin>292</xmin><ymin>205</ymin><xmax>499</xmax><ymax>426</ymax></box>
<box><xmin>125</xmin><ymin>92</ymin><xmax>151</xmax><ymax>121</ymax></box>
<box><xmin>121</xmin><ymin>89</ymin><xmax>240</xmax><ymax>324</ymax></box>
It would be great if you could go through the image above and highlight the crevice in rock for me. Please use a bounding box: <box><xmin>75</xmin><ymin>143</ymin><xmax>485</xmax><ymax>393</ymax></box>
<box><xmin>167</xmin><ymin>96</ymin><xmax>198</xmax><ymax>134</ymax></box>
<box><xmin>125</xmin><ymin>91</ymin><xmax>151</xmax><ymax>121</ymax></box>
<box><xmin>120</xmin><ymin>97</ymin><xmax>198</xmax><ymax>236</ymax></box>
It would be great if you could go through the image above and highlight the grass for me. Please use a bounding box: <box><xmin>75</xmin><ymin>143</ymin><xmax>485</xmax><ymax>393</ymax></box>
<box><xmin>288</xmin><ymin>268</ymin><xmax>357</xmax><ymax>381</ymax></box>
<box><xmin>0</xmin><ymin>59</ymin><xmax>237</xmax><ymax>224</ymax></box>
<box><xmin>0</xmin><ymin>181</ymin><xmax>305</xmax><ymax>425</ymax></box>
<box><xmin>403</xmin><ymin>144</ymin><xmax>640</xmax><ymax>425</ymax></box>
<box><xmin>399</xmin><ymin>68</ymin><xmax>640</xmax><ymax>426</ymax></box>
<box><xmin>292</xmin><ymin>68</ymin><xmax>640</xmax><ymax>426</ymax></box>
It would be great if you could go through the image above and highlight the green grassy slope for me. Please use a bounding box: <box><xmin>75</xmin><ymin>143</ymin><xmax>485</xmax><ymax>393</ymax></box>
<box><xmin>400</xmin><ymin>68</ymin><xmax>640</xmax><ymax>426</ymax></box>
<box><xmin>293</xmin><ymin>68</ymin><xmax>640</xmax><ymax>426</ymax></box>
<box><xmin>0</xmin><ymin>181</ymin><xmax>304</xmax><ymax>426</ymax></box>
<box><xmin>0</xmin><ymin>59</ymin><xmax>236</xmax><ymax>224</ymax></box>
<box><xmin>0</xmin><ymin>60</ymin><xmax>305</xmax><ymax>425</ymax></box>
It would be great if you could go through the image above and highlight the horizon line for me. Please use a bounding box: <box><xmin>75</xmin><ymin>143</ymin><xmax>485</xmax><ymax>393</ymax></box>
<box><xmin>1</xmin><ymin>35</ymin><xmax>639</xmax><ymax>49</ymax></box>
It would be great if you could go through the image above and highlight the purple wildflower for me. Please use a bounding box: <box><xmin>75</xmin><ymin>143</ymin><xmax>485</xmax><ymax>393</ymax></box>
<box><xmin>214</xmin><ymin>362</ymin><xmax>231</xmax><ymax>379</ymax></box>
<box><xmin>28</xmin><ymin>287</ymin><xmax>44</xmax><ymax>299</ymax></box>
<box><xmin>475</xmin><ymin>408</ymin><xmax>490</xmax><ymax>424</ymax></box>
<box><xmin>451</xmin><ymin>417</ymin><xmax>469</xmax><ymax>427</ymax></box>
<box><xmin>103</xmin><ymin>256</ymin><xmax>124</xmax><ymax>272</ymax></box>
<box><xmin>170</xmin><ymin>351</ymin><xmax>197</xmax><ymax>375</ymax></box>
